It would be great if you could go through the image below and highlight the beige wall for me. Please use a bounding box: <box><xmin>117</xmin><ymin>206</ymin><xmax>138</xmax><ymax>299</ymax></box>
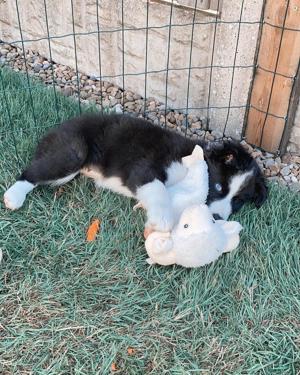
<box><xmin>1</xmin><ymin>0</ymin><xmax>264</xmax><ymax>138</ymax></box>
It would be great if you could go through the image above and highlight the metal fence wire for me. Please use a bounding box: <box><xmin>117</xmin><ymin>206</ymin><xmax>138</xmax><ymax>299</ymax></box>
<box><xmin>0</xmin><ymin>0</ymin><xmax>298</xmax><ymax>159</ymax></box>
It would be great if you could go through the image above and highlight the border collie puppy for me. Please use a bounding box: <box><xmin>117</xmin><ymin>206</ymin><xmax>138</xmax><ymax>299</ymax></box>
<box><xmin>4</xmin><ymin>114</ymin><xmax>267</xmax><ymax>231</ymax></box>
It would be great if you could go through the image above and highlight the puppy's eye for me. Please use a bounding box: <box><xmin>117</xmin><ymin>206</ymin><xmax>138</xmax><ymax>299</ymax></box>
<box><xmin>184</xmin><ymin>224</ymin><xmax>189</xmax><ymax>229</ymax></box>
<box><xmin>215</xmin><ymin>183</ymin><xmax>222</xmax><ymax>192</ymax></box>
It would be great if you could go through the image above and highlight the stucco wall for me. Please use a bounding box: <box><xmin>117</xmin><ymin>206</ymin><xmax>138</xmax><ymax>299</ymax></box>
<box><xmin>0</xmin><ymin>0</ymin><xmax>264</xmax><ymax>138</ymax></box>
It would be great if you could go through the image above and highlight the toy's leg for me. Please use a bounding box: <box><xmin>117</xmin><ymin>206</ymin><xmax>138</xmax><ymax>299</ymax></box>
<box><xmin>136</xmin><ymin>179</ymin><xmax>174</xmax><ymax>232</ymax></box>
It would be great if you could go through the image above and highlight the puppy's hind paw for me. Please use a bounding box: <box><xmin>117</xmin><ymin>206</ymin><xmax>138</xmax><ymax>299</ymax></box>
<box><xmin>3</xmin><ymin>180</ymin><xmax>34</xmax><ymax>210</ymax></box>
<box><xmin>4</xmin><ymin>189</ymin><xmax>26</xmax><ymax>210</ymax></box>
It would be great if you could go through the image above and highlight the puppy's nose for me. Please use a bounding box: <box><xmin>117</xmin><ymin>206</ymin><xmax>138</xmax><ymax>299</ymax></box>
<box><xmin>212</xmin><ymin>213</ymin><xmax>222</xmax><ymax>220</ymax></box>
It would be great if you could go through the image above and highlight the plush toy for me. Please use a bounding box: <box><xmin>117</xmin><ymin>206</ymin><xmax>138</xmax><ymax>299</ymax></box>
<box><xmin>166</xmin><ymin>144</ymin><xmax>209</xmax><ymax>222</ymax></box>
<box><xmin>145</xmin><ymin>204</ymin><xmax>243</xmax><ymax>268</ymax></box>
<box><xmin>135</xmin><ymin>144</ymin><xmax>209</xmax><ymax>225</ymax></box>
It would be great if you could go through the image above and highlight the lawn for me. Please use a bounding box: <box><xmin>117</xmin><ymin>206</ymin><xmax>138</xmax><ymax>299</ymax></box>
<box><xmin>0</xmin><ymin>67</ymin><xmax>300</xmax><ymax>374</ymax></box>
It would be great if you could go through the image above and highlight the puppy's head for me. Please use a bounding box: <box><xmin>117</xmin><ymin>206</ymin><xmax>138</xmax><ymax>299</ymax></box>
<box><xmin>204</xmin><ymin>140</ymin><xmax>268</xmax><ymax>219</ymax></box>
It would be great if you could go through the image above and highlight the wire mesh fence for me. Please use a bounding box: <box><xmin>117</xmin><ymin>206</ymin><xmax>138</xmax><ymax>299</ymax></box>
<box><xmin>0</xmin><ymin>0</ymin><xmax>298</xmax><ymax>159</ymax></box>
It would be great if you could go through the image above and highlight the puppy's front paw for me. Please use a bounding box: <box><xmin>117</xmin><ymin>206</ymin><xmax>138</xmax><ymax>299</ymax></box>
<box><xmin>146</xmin><ymin>206</ymin><xmax>174</xmax><ymax>232</ymax></box>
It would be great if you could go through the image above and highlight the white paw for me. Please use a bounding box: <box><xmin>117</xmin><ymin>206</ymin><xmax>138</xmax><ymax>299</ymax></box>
<box><xmin>146</xmin><ymin>206</ymin><xmax>174</xmax><ymax>232</ymax></box>
<box><xmin>3</xmin><ymin>181</ymin><xmax>34</xmax><ymax>210</ymax></box>
<box><xmin>4</xmin><ymin>189</ymin><xmax>25</xmax><ymax>210</ymax></box>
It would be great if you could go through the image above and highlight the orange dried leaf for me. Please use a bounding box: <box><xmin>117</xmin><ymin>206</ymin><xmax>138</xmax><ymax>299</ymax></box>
<box><xmin>86</xmin><ymin>219</ymin><xmax>101</xmax><ymax>242</ymax></box>
<box><xmin>127</xmin><ymin>347</ymin><xmax>135</xmax><ymax>355</ymax></box>
<box><xmin>111</xmin><ymin>362</ymin><xmax>117</xmax><ymax>371</ymax></box>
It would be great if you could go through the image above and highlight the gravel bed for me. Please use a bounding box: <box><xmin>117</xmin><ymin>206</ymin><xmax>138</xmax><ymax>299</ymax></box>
<box><xmin>1</xmin><ymin>41</ymin><xmax>299</xmax><ymax>192</ymax></box>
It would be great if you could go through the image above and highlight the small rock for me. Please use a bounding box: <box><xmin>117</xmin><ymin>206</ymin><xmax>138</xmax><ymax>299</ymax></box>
<box><xmin>6</xmin><ymin>52</ymin><xmax>17</xmax><ymax>59</ymax></box>
<box><xmin>124</xmin><ymin>101</ymin><xmax>135</xmax><ymax>110</ymax></box>
<box><xmin>264</xmin><ymin>159</ymin><xmax>275</xmax><ymax>168</ymax></box>
<box><xmin>269</xmin><ymin>164</ymin><xmax>280</xmax><ymax>176</ymax></box>
<box><xmin>291</xmin><ymin>156</ymin><xmax>300</xmax><ymax>164</ymax></box>
<box><xmin>251</xmin><ymin>150</ymin><xmax>263</xmax><ymax>159</ymax></box>
<box><xmin>211</xmin><ymin>129</ymin><xmax>223</xmax><ymax>138</ymax></box>
<box><xmin>107</xmin><ymin>86</ymin><xmax>118</xmax><ymax>96</ymax></box>
<box><xmin>43</xmin><ymin>62</ymin><xmax>51</xmax><ymax>70</ymax></box>
<box><xmin>206</xmin><ymin>134</ymin><xmax>215</xmax><ymax>141</ymax></box>
<box><xmin>281</xmin><ymin>153</ymin><xmax>292</xmax><ymax>164</ymax></box>
<box><xmin>114</xmin><ymin>104</ymin><xmax>123</xmax><ymax>113</ymax></box>
<box><xmin>109</xmin><ymin>97</ymin><xmax>118</xmax><ymax>106</ymax></box>
<box><xmin>0</xmin><ymin>48</ymin><xmax>9</xmax><ymax>55</ymax></box>
<box><xmin>281</xmin><ymin>165</ymin><xmax>291</xmax><ymax>176</ymax></box>
<box><xmin>191</xmin><ymin>121</ymin><xmax>202</xmax><ymax>130</ymax></box>
<box><xmin>167</xmin><ymin>112</ymin><xmax>176</xmax><ymax>124</ymax></box>
<box><xmin>148</xmin><ymin>101</ymin><xmax>156</xmax><ymax>111</ymax></box>
<box><xmin>33</xmin><ymin>63</ymin><xmax>43</xmax><ymax>73</ymax></box>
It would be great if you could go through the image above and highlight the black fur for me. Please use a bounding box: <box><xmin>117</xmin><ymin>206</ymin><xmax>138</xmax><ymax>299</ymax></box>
<box><xmin>19</xmin><ymin>113</ymin><xmax>267</xmax><ymax>214</ymax></box>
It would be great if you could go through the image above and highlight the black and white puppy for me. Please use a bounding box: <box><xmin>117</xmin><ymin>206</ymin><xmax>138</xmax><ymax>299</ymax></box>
<box><xmin>4</xmin><ymin>114</ymin><xmax>267</xmax><ymax>231</ymax></box>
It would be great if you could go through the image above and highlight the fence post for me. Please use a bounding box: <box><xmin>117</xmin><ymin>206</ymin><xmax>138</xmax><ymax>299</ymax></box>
<box><xmin>245</xmin><ymin>0</ymin><xmax>300</xmax><ymax>153</ymax></box>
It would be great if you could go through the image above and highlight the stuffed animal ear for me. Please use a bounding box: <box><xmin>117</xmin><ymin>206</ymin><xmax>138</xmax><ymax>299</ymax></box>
<box><xmin>219</xmin><ymin>220</ymin><xmax>243</xmax><ymax>253</ymax></box>
<box><xmin>182</xmin><ymin>145</ymin><xmax>204</xmax><ymax>165</ymax></box>
<box><xmin>192</xmin><ymin>144</ymin><xmax>204</xmax><ymax>160</ymax></box>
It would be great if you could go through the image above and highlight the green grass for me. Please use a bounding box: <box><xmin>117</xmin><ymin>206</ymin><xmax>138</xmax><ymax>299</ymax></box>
<box><xmin>0</xmin><ymin>66</ymin><xmax>300</xmax><ymax>375</ymax></box>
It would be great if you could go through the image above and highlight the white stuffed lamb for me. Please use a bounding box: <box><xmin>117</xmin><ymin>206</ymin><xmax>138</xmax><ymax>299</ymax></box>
<box><xmin>145</xmin><ymin>204</ymin><xmax>243</xmax><ymax>268</ymax></box>
<box><xmin>167</xmin><ymin>144</ymin><xmax>209</xmax><ymax>222</ymax></box>
<box><xmin>135</xmin><ymin>144</ymin><xmax>209</xmax><ymax>224</ymax></box>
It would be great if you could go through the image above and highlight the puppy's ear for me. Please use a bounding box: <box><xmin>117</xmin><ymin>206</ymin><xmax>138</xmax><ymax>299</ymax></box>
<box><xmin>222</xmin><ymin>150</ymin><xmax>238</xmax><ymax>167</ymax></box>
<box><xmin>253</xmin><ymin>176</ymin><xmax>268</xmax><ymax>208</ymax></box>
